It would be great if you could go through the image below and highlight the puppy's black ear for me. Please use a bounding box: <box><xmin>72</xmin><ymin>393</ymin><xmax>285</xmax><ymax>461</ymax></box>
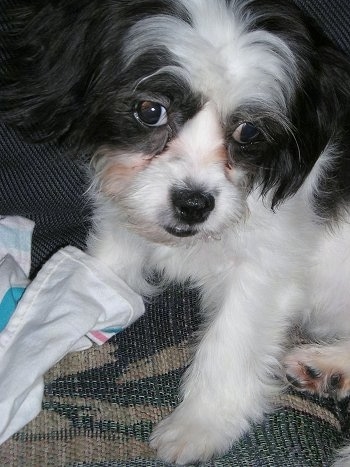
<box><xmin>269</xmin><ymin>40</ymin><xmax>350</xmax><ymax>212</ymax></box>
<box><xmin>0</xmin><ymin>1</ymin><xmax>124</xmax><ymax>151</ymax></box>
<box><xmin>285</xmin><ymin>44</ymin><xmax>350</xmax><ymax>214</ymax></box>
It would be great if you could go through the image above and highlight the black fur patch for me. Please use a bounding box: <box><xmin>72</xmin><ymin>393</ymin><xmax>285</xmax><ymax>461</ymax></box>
<box><xmin>224</xmin><ymin>0</ymin><xmax>350</xmax><ymax>213</ymax></box>
<box><xmin>0</xmin><ymin>0</ymin><xmax>193</xmax><ymax>151</ymax></box>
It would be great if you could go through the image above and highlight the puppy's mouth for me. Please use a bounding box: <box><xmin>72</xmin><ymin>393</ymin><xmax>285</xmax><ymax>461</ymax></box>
<box><xmin>164</xmin><ymin>225</ymin><xmax>198</xmax><ymax>237</ymax></box>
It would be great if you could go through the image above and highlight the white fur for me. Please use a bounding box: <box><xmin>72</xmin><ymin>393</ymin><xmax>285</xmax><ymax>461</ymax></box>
<box><xmin>334</xmin><ymin>445</ymin><xmax>350</xmax><ymax>467</ymax></box>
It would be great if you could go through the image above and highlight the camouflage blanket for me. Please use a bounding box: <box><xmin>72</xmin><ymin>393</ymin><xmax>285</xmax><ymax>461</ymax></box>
<box><xmin>0</xmin><ymin>284</ymin><xmax>348</xmax><ymax>467</ymax></box>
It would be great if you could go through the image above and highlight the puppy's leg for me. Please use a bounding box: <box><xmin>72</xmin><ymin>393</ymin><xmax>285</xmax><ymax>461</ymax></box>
<box><xmin>150</xmin><ymin>272</ymin><xmax>300</xmax><ymax>464</ymax></box>
<box><xmin>284</xmin><ymin>341</ymin><xmax>350</xmax><ymax>399</ymax></box>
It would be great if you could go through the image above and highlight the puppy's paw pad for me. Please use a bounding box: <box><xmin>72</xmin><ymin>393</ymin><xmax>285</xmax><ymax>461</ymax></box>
<box><xmin>284</xmin><ymin>346</ymin><xmax>349</xmax><ymax>398</ymax></box>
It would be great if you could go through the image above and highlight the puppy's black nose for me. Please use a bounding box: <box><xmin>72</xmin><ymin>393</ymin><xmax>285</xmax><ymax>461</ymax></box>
<box><xmin>171</xmin><ymin>189</ymin><xmax>215</xmax><ymax>225</ymax></box>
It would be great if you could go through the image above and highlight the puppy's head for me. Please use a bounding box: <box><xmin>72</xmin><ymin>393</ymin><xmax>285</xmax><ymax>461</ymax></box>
<box><xmin>94</xmin><ymin>101</ymin><xmax>246</xmax><ymax>244</ymax></box>
<box><xmin>2</xmin><ymin>0</ymin><xmax>350</xmax><ymax>240</ymax></box>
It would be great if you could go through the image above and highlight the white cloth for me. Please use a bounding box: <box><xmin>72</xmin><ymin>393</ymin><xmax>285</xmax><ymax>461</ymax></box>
<box><xmin>0</xmin><ymin>216</ymin><xmax>34</xmax><ymax>333</ymax></box>
<box><xmin>0</xmin><ymin>246</ymin><xmax>145</xmax><ymax>444</ymax></box>
<box><xmin>0</xmin><ymin>216</ymin><xmax>34</xmax><ymax>276</ymax></box>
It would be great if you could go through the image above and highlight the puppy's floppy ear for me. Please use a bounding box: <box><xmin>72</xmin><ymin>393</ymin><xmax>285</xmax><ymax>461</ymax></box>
<box><xmin>0</xmin><ymin>1</ymin><xmax>125</xmax><ymax>150</ymax></box>
<box><xmin>312</xmin><ymin>46</ymin><xmax>350</xmax><ymax>216</ymax></box>
<box><xmin>270</xmin><ymin>41</ymin><xmax>350</xmax><ymax>210</ymax></box>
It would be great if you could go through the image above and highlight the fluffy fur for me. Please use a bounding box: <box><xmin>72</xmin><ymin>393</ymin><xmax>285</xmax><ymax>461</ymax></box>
<box><xmin>2</xmin><ymin>0</ymin><xmax>350</xmax><ymax>464</ymax></box>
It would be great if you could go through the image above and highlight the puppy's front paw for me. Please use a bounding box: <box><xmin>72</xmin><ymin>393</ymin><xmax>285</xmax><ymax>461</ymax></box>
<box><xmin>150</xmin><ymin>405</ymin><xmax>245</xmax><ymax>465</ymax></box>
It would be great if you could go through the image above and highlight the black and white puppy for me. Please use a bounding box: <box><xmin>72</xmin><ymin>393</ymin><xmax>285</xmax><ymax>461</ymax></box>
<box><xmin>2</xmin><ymin>0</ymin><xmax>350</xmax><ymax>464</ymax></box>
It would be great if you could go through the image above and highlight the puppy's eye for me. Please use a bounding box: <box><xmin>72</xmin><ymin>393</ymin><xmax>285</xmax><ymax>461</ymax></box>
<box><xmin>134</xmin><ymin>101</ymin><xmax>168</xmax><ymax>127</ymax></box>
<box><xmin>233</xmin><ymin>122</ymin><xmax>261</xmax><ymax>144</ymax></box>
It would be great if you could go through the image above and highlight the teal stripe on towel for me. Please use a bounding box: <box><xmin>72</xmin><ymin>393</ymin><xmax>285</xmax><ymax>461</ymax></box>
<box><xmin>0</xmin><ymin>287</ymin><xmax>26</xmax><ymax>331</ymax></box>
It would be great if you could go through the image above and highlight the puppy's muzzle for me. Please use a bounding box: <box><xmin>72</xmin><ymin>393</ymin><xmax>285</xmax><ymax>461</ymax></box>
<box><xmin>171</xmin><ymin>189</ymin><xmax>215</xmax><ymax>225</ymax></box>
